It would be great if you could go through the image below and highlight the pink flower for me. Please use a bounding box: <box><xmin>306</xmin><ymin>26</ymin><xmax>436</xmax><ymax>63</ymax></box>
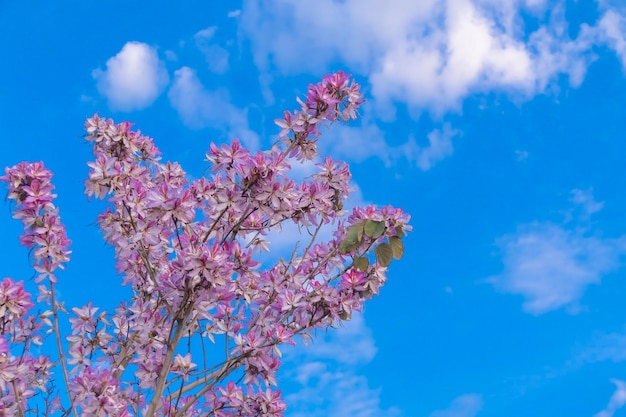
<box><xmin>0</xmin><ymin>278</ymin><xmax>34</xmax><ymax>319</ymax></box>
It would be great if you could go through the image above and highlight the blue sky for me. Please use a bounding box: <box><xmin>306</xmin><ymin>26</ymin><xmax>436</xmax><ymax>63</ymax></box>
<box><xmin>3</xmin><ymin>0</ymin><xmax>626</xmax><ymax>416</ymax></box>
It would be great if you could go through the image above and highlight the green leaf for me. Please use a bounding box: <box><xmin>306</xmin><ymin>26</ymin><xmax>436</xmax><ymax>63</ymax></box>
<box><xmin>395</xmin><ymin>226</ymin><xmax>404</xmax><ymax>238</ymax></box>
<box><xmin>353</xmin><ymin>256</ymin><xmax>370</xmax><ymax>272</ymax></box>
<box><xmin>389</xmin><ymin>236</ymin><xmax>404</xmax><ymax>260</ymax></box>
<box><xmin>359</xmin><ymin>289</ymin><xmax>373</xmax><ymax>298</ymax></box>
<box><xmin>374</xmin><ymin>242</ymin><xmax>393</xmax><ymax>267</ymax></box>
<box><xmin>346</xmin><ymin>223</ymin><xmax>364</xmax><ymax>243</ymax></box>
<box><xmin>357</xmin><ymin>222</ymin><xmax>365</xmax><ymax>241</ymax></box>
<box><xmin>339</xmin><ymin>239</ymin><xmax>359</xmax><ymax>254</ymax></box>
<box><xmin>364</xmin><ymin>220</ymin><xmax>385</xmax><ymax>239</ymax></box>
<box><xmin>339</xmin><ymin>223</ymin><xmax>365</xmax><ymax>254</ymax></box>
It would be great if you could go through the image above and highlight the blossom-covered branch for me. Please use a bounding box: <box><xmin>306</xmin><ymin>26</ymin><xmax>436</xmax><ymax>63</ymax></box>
<box><xmin>1</xmin><ymin>72</ymin><xmax>409</xmax><ymax>416</ymax></box>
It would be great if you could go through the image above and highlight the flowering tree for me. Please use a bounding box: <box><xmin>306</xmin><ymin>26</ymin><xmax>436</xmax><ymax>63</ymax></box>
<box><xmin>0</xmin><ymin>72</ymin><xmax>410</xmax><ymax>416</ymax></box>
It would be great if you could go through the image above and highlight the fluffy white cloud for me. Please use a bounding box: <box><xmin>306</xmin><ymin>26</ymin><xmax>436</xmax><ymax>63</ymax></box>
<box><xmin>241</xmin><ymin>0</ymin><xmax>439</xmax><ymax>74</ymax></box>
<box><xmin>282</xmin><ymin>314</ymin><xmax>402</xmax><ymax>417</ymax></box>
<box><xmin>168</xmin><ymin>66</ymin><xmax>259</xmax><ymax>149</ymax></box>
<box><xmin>489</xmin><ymin>191</ymin><xmax>626</xmax><ymax>314</ymax></box>
<box><xmin>371</xmin><ymin>0</ymin><xmax>539</xmax><ymax>115</ymax></box>
<box><xmin>429</xmin><ymin>394</ymin><xmax>483</xmax><ymax>417</ymax></box>
<box><xmin>241</xmin><ymin>0</ymin><xmax>608</xmax><ymax>115</ymax></box>
<box><xmin>93</xmin><ymin>42</ymin><xmax>169</xmax><ymax>111</ymax></box>
<box><xmin>594</xmin><ymin>379</ymin><xmax>626</xmax><ymax>417</ymax></box>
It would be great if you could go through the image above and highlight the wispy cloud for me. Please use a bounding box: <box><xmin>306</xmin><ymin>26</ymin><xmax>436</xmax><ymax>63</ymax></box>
<box><xmin>320</xmin><ymin>122</ymin><xmax>459</xmax><ymax>170</ymax></box>
<box><xmin>567</xmin><ymin>188</ymin><xmax>605</xmax><ymax>222</ymax></box>
<box><xmin>319</xmin><ymin>122</ymin><xmax>392</xmax><ymax>166</ymax></box>
<box><xmin>92</xmin><ymin>42</ymin><xmax>169</xmax><ymax>112</ymax></box>
<box><xmin>515</xmin><ymin>150</ymin><xmax>529</xmax><ymax>162</ymax></box>
<box><xmin>429</xmin><ymin>394</ymin><xmax>483</xmax><ymax>417</ymax></box>
<box><xmin>594</xmin><ymin>379</ymin><xmax>626</xmax><ymax>417</ymax></box>
<box><xmin>489</xmin><ymin>190</ymin><xmax>626</xmax><ymax>314</ymax></box>
<box><xmin>168</xmin><ymin>66</ymin><xmax>259</xmax><ymax>149</ymax></box>
<box><xmin>598</xmin><ymin>10</ymin><xmax>626</xmax><ymax>71</ymax></box>
<box><xmin>240</xmin><ymin>0</ymin><xmax>617</xmax><ymax>116</ymax></box>
<box><xmin>413</xmin><ymin>124</ymin><xmax>457</xmax><ymax>171</ymax></box>
<box><xmin>578</xmin><ymin>329</ymin><xmax>626</xmax><ymax>363</ymax></box>
<box><xmin>194</xmin><ymin>26</ymin><xmax>230</xmax><ymax>74</ymax></box>
<box><xmin>282</xmin><ymin>314</ymin><xmax>402</xmax><ymax>417</ymax></box>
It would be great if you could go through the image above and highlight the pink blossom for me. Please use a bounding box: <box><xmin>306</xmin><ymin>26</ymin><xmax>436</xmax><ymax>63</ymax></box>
<box><xmin>0</xmin><ymin>278</ymin><xmax>34</xmax><ymax>319</ymax></box>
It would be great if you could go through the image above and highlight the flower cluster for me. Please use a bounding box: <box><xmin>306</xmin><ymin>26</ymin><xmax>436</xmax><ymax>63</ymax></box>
<box><xmin>1</xmin><ymin>162</ymin><xmax>71</xmax><ymax>284</ymax></box>
<box><xmin>0</xmin><ymin>161</ymin><xmax>72</xmax><ymax>415</ymax></box>
<box><xmin>1</xmin><ymin>72</ymin><xmax>409</xmax><ymax>416</ymax></box>
<box><xmin>275</xmin><ymin>70</ymin><xmax>364</xmax><ymax>161</ymax></box>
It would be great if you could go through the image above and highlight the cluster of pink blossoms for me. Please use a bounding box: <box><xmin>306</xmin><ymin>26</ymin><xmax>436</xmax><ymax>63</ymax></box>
<box><xmin>0</xmin><ymin>72</ymin><xmax>410</xmax><ymax>416</ymax></box>
<box><xmin>0</xmin><ymin>161</ymin><xmax>71</xmax><ymax>415</ymax></box>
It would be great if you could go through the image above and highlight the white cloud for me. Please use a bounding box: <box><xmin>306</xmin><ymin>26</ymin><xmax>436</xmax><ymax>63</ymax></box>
<box><xmin>489</xmin><ymin>191</ymin><xmax>626</xmax><ymax>314</ymax></box>
<box><xmin>286</xmin><ymin>159</ymin><xmax>318</xmax><ymax>183</ymax></box>
<box><xmin>429</xmin><ymin>394</ymin><xmax>483</xmax><ymax>417</ymax></box>
<box><xmin>319</xmin><ymin>122</ymin><xmax>459</xmax><ymax>170</ymax></box>
<box><xmin>168</xmin><ymin>66</ymin><xmax>259</xmax><ymax>149</ymax></box>
<box><xmin>93</xmin><ymin>42</ymin><xmax>169</xmax><ymax>112</ymax></box>
<box><xmin>568</xmin><ymin>188</ymin><xmax>605</xmax><ymax>222</ymax></box>
<box><xmin>303</xmin><ymin>314</ymin><xmax>377</xmax><ymax>365</ymax></box>
<box><xmin>491</xmin><ymin>223</ymin><xmax>624</xmax><ymax>314</ymax></box>
<box><xmin>594</xmin><ymin>379</ymin><xmax>626</xmax><ymax>417</ymax></box>
<box><xmin>318</xmin><ymin>122</ymin><xmax>392</xmax><ymax>166</ymax></box>
<box><xmin>164</xmin><ymin>49</ymin><xmax>178</xmax><ymax>62</ymax></box>
<box><xmin>598</xmin><ymin>10</ymin><xmax>626</xmax><ymax>71</ymax></box>
<box><xmin>527</xmin><ymin>16</ymin><xmax>598</xmax><ymax>90</ymax></box>
<box><xmin>242</xmin><ymin>0</ymin><xmax>435</xmax><ymax>74</ymax></box>
<box><xmin>241</xmin><ymin>0</ymin><xmax>607</xmax><ymax>115</ymax></box>
<box><xmin>515</xmin><ymin>150</ymin><xmax>529</xmax><ymax>162</ymax></box>
<box><xmin>283</xmin><ymin>314</ymin><xmax>402</xmax><ymax>417</ymax></box>
<box><xmin>579</xmin><ymin>330</ymin><xmax>626</xmax><ymax>363</ymax></box>
<box><xmin>428</xmin><ymin>0</ymin><xmax>534</xmax><ymax>96</ymax></box>
<box><xmin>194</xmin><ymin>26</ymin><xmax>230</xmax><ymax>74</ymax></box>
<box><xmin>414</xmin><ymin>124</ymin><xmax>457</xmax><ymax>170</ymax></box>
<box><xmin>370</xmin><ymin>0</ymin><xmax>595</xmax><ymax>115</ymax></box>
